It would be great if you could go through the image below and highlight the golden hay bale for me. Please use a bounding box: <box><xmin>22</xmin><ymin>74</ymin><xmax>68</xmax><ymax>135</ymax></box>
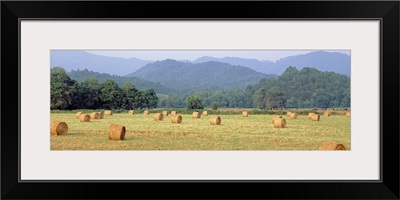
<box><xmin>143</xmin><ymin>110</ymin><xmax>149</xmax><ymax>115</ymax></box>
<box><xmin>210</xmin><ymin>116</ymin><xmax>221</xmax><ymax>125</ymax></box>
<box><xmin>50</xmin><ymin>121</ymin><xmax>68</xmax><ymax>135</ymax></box>
<box><xmin>286</xmin><ymin>111</ymin><xmax>292</xmax><ymax>116</ymax></box>
<box><xmin>90</xmin><ymin>112</ymin><xmax>100</xmax><ymax>119</ymax></box>
<box><xmin>153</xmin><ymin>113</ymin><xmax>164</xmax><ymax>121</ymax></box>
<box><xmin>192</xmin><ymin>112</ymin><xmax>201</xmax><ymax>118</ymax></box>
<box><xmin>289</xmin><ymin>113</ymin><xmax>298</xmax><ymax>119</ymax></box>
<box><xmin>75</xmin><ymin>112</ymin><xmax>83</xmax><ymax>119</ymax></box>
<box><xmin>171</xmin><ymin>114</ymin><xmax>183</xmax><ymax>124</ymax></box>
<box><xmin>346</xmin><ymin>112</ymin><xmax>351</xmax><ymax>117</ymax></box>
<box><xmin>104</xmin><ymin>110</ymin><xmax>113</xmax><ymax>116</ymax></box>
<box><xmin>171</xmin><ymin>111</ymin><xmax>177</xmax><ymax>116</ymax></box>
<box><xmin>79</xmin><ymin>114</ymin><xmax>90</xmax><ymax>122</ymax></box>
<box><xmin>97</xmin><ymin>112</ymin><xmax>104</xmax><ymax>119</ymax></box>
<box><xmin>310</xmin><ymin>113</ymin><xmax>320</xmax><ymax>121</ymax></box>
<box><xmin>162</xmin><ymin>111</ymin><xmax>168</xmax><ymax>116</ymax></box>
<box><xmin>128</xmin><ymin>110</ymin><xmax>134</xmax><ymax>115</ymax></box>
<box><xmin>324</xmin><ymin>111</ymin><xmax>330</xmax><ymax>117</ymax></box>
<box><xmin>272</xmin><ymin>115</ymin><xmax>283</xmax><ymax>124</ymax></box>
<box><xmin>108</xmin><ymin>124</ymin><xmax>125</xmax><ymax>140</ymax></box>
<box><xmin>274</xmin><ymin>118</ymin><xmax>286</xmax><ymax>128</ymax></box>
<box><xmin>319</xmin><ymin>142</ymin><xmax>346</xmax><ymax>150</ymax></box>
<box><xmin>308</xmin><ymin>112</ymin><xmax>314</xmax><ymax>119</ymax></box>
<box><xmin>202</xmin><ymin>111</ymin><xmax>208</xmax><ymax>116</ymax></box>
<box><xmin>242</xmin><ymin>111</ymin><xmax>248</xmax><ymax>117</ymax></box>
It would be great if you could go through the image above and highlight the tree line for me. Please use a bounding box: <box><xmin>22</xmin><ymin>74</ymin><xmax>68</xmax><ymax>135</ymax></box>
<box><xmin>51</xmin><ymin>67</ymin><xmax>158</xmax><ymax>110</ymax></box>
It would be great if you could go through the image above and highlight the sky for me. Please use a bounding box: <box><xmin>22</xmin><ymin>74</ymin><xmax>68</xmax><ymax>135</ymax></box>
<box><xmin>86</xmin><ymin>50</ymin><xmax>350</xmax><ymax>62</ymax></box>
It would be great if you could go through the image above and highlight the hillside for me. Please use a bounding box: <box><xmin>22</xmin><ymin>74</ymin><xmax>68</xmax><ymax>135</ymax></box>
<box><xmin>51</xmin><ymin>50</ymin><xmax>153</xmax><ymax>76</ymax></box>
<box><xmin>67</xmin><ymin>69</ymin><xmax>176</xmax><ymax>94</ymax></box>
<box><xmin>128</xmin><ymin>59</ymin><xmax>276</xmax><ymax>93</ymax></box>
<box><xmin>193</xmin><ymin>51</ymin><xmax>350</xmax><ymax>76</ymax></box>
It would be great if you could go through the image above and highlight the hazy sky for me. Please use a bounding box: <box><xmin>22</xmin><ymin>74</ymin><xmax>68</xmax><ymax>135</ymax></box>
<box><xmin>86</xmin><ymin>50</ymin><xmax>350</xmax><ymax>61</ymax></box>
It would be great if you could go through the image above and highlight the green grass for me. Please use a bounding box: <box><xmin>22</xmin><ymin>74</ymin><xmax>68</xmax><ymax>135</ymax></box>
<box><xmin>51</xmin><ymin>113</ymin><xmax>351</xmax><ymax>150</ymax></box>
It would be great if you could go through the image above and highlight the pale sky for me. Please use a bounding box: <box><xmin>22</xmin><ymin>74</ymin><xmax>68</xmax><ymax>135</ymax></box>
<box><xmin>86</xmin><ymin>50</ymin><xmax>350</xmax><ymax>61</ymax></box>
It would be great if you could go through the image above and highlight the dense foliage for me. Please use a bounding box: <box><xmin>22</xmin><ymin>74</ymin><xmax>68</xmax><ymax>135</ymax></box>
<box><xmin>51</xmin><ymin>67</ymin><xmax>158</xmax><ymax>110</ymax></box>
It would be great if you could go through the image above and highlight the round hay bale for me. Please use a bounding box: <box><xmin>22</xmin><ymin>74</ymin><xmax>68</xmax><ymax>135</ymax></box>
<box><xmin>50</xmin><ymin>121</ymin><xmax>68</xmax><ymax>135</ymax></box>
<box><xmin>346</xmin><ymin>112</ymin><xmax>351</xmax><ymax>117</ymax></box>
<box><xmin>90</xmin><ymin>112</ymin><xmax>100</xmax><ymax>119</ymax></box>
<box><xmin>79</xmin><ymin>114</ymin><xmax>90</xmax><ymax>122</ymax></box>
<box><xmin>171</xmin><ymin>114</ymin><xmax>183</xmax><ymax>124</ymax></box>
<box><xmin>289</xmin><ymin>113</ymin><xmax>298</xmax><ymax>119</ymax></box>
<box><xmin>272</xmin><ymin>115</ymin><xmax>283</xmax><ymax>124</ymax></box>
<box><xmin>153</xmin><ymin>113</ymin><xmax>164</xmax><ymax>121</ymax></box>
<box><xmin>310</xmin><ymin>113</ymin><xmax>320</xmax><ymax>121</ymax></box>
<box><xmin>104</xmin><ymin>110</ymin><xmax>113</xmax><ymax>116</ymax></box>
<box><xmin>286</xmin><ymin>111</ymin><xmax>292</xmax><ymax>116</ymax></box>
<box><xmin>319</xmin><ymin>142</ymin><xmax>346</xmax><ymax>150</ymax></box>
<box><xmin>75</xmin><ymin>112</ymin><xmax>83</xmax><ymax>119</ymax></box>
<box><xmin>324</xmin><ymin>111</ymin><xmax>330</xmax><ymax>117</ymax></box>
<box><xmin>202</xmin><ymin>111</ymin><xmax>208</xmax><ymax>116</ymax></box>
<box><xmin>162</xmin><ymin>111</ymin><xmax>168</xmax><ymax>116</ymax></box>
<box><xmin>308</xmin><ymin>112</ymin><xmax>314</xmax><ymax>119</ymax></box>
<box><xmin>98</xmin><ymin>112</ymin><xmax>104</xmax><ymax>119</ymax></box>
<box><xmin>108</xmin><ymin>124</ymin><xmax>125</xmax><ymax>140</ymax></box>
<box><xmin>274</xmin><ymin>118</ymin><xmax>286</xmax><ymax>128</ymax></box>
<box><xmin>171</xmin><ymin>111</ymin><xmax>177</xmax><ymax>116</ymax></box>
<box><xmin>143</xmin><ymin>110</ymin><xmax>149</xmax><ymax>115</ymax></box>
<box><xmin>210</xmin><ymin>116</ymin><xmax>221</xmax><ymax>125</ymax></box>
<box><xmin>192</xmin><ymin>112</ymin><xmax>201</xmax><ymax>118</ymax></box>
<box><xmin>242</xmin><ymin>111</ymin><xmax>248</xmax><ymax>117</ymax></box>
<box><xmin>128</xmin><ymin>110</ymin><xmax>134</xmax><ymax>115</ymax></box>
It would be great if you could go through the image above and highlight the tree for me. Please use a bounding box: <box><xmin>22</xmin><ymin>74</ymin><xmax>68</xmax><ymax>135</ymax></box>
<box><xmin>265</xmin><ymin>87</ymin><xmax>286</xmax><ymax>109</ymax></box>
<box><xmin>186</xmin><ymin>95</ymin><xmax>204</xmax><ymax>109</ymax></box>
<box><xmin>80</xmin><ymin>78</ymin><xmax>101</xmax><ymax>109</ymax></box>
<box><xmin>252</xmin><ymin>88</ymin><xmax>267</xmax><ymax>110</ymax></box>
<box><xmin>99</xmin><ymin>79</ymin><xmax>123</xmax><ymax>109</ymax></box>
<box><xmin>121</xmin><ymin>82</ymin><xmax>138</xmax><ymax>109</ymax></box>
<box><xmin>144</xmin><ymin>88</ymin><xmax>158</xmax><ymax>109</ymax></box>
<box><xmin>211</xmin><ymin>102</ymin><xmax>218</xmax><ymax>110</ymax></box>
<box><xmin>50</xmin><ymin>67</ymin><xmax>79</xmax><ymax>110</ymax></box>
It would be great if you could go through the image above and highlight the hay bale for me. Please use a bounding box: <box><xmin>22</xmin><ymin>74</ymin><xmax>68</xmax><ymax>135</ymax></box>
<box><xmin>50</xmin><ymin>121</ymin><xmax>68</xmax><ymax>135</ymax></box>
<box><xmin>162</xmin><ymin>111</ymin><xmax>168</xmax><ymax>116</ymax></box>
<box><xmin>128</xmin><ymin>110</ymin><xmax>134</xmax><ymax>115</ymax></box>
<box><xmin>104</xmin><ymin>110</ymin><xmax>113</xmax><ymax>116</ymax></box>
<box><xmin>210</xmin><ymin>116</ymin><xmax>221</xmax><ymax>125</ymax></box>
<box><xmin>242</xmin><ymin>111</ymin><xmax>248</xmax><ymax>117</ymax></box>
<box><xmin>75</xmin><ymin>112</ymin><xmax>83</xmax><ymax>119</ymax></box>
<box><xmin>171</xmin><ymin>114</ymin><xmax>183</xmax><ymax>124</ymax></box>
<box><xmin>324</xmin><ymin>111</ymin><xmax>330</xmax><ymax>117</ymax></box>
<box><xmin>273</xmin><ymin>118</ymin><xmax>286</xmax><ymax>128</ymax></box>
<box><xmin>346</xmin><ymin>112</ymin><xmax>351</xmax><ymax>117</ymax></box>
<box><xmin>143</xmin><ymin>110</ymin><xmax>149</xmax><ymax>115</ymax></box>
<box><xmin>272</xmin><ymin>115</ymin><xmax>283</xmax><ymax>124</ymax></box>
<box><xmin>289</xmin><ymin>113</ymin><xmax>298</xmax><ymax>119</ymax></box>
<box><xmin>319</xmin><ymin>142</ymin><xmax>346</xmax><ymax>150</ymax></box>
<box><xmin>153</xmin><ymin>113</ymin><xmax>164</xmax><ymax>121</ymax></box>
<box><xmin>97</xmin><ymin>112</ymin><xmax>104</xmax><ymax>119</ymax></box>
<box><xmin>171</xmin><ymin>111</ymin><xmax>177</xmax><ymax>116</ymax></box>
<box><xmin>108</xmin><ymin>124</ymin><xmax>125</xmax><ymax>140</ymax></box>
<box><xmin>310</xmin><ymin>113</ymin><xmax>320</xmax><ymax>121</ymax></box>
<box><xmin>79</xmin><ymin>114</ymin><xmax>90</xmax><ymax>122</ymax></box>
<box><xmin>90</xmin><ymin>112</ymin><xmax>100</xmax><ymax>119</ymax></box>
<box><xmin>192</xmin><ymin>112</ymin><xmax>201</xmax><ymax>118</ymax></box>
<box><xmin>308</xmin><ymin>112</ymin><xmax>314</xmax><ymax>119</ymax></box>
<box><xmin>286</xmin><ymin>111</ymin><xmax>292</xmax><ymax>116</ymax></box>
<box><xmin>202</xmin><ymin>111</ymin><xmax>208</xmax><ymax>116</ymax></box>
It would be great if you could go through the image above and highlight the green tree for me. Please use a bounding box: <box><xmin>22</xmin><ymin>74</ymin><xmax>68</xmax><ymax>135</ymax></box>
<box><xmin>265</xmin><ymin>87</ymin><xmax>286</xmax><ymax>109</ymax></box>
<box><xmin>252</xmin><ymin>88</ymin><xmax>267</xmax><ymax>110</ymax></box>
<box><xmin>211</xmin><ymin>102</ymin><xmax>218</xmax><ymax>110</ymax></box>
<box><xmin>80</xmin><ymin>78</ymin><xmax>101</xmax><ymax>109</ymax></box>
<box><xmin>186</xmin><ymin>95</ymin><xmax>204</xmax><ymax>109</ymax></box>
<box><xmin>122</xmin><ymin>82</ymin><xmax>139</xmax><ymax>109</ymax></box>
<box><xmin>99</xmin><ymin>79</ymin><xmax>123</xmax><ymax>109</ymax></box>
<box><xmin>50</xmin><ymin>67</ymin><xmax>79</xmax><ymax>110</ymax></box>
<box><xmin>144</xmin><ymin>88</ymin><xmax>158</xmax><ymax>109</ymax></box>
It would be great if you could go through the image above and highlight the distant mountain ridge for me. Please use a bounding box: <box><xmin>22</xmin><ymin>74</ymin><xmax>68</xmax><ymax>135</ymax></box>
<box><xmin>193</xmin><ymin>51</ymin><xmax>350</xmax><ymax>76</ymax></box>
<box><xmin>128</xmin><ymin>59</ymin><xmax>276</xmax><ymax>93</ymax></box>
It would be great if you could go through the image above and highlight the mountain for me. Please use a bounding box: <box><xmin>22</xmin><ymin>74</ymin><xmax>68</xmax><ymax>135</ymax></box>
<box><xmin>51</xmin><ymin>50</ymin><xmax>153</xmax><ymax>76</ymax></box>
<box><xmin>193</xmin><ymin>51</ymin><xmax>350</xmax><ymax>76</ymax></box>
<box><xmin>128</xmin><ymin>59</ymin><xmax>276</xmax><ymax>93</ymax></box>
<box><xmin>67</xmin><ymin>69</ymin><xmax>176</xmax><ymax>94</ymax></box>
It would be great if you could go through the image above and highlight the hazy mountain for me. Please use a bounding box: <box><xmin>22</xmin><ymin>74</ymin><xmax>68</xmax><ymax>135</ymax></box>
<box><xmin>51</xmin><ymin>51</ymin><xmax>153</xmax><ymax>76</ymax></box>
<box><xmin>68</xmin><ymin>69</ymin><xmax>176</xmax><ymax>94</ymax></box>
<box><xmin>193</xmin><ymin>51</ymin><xmax>350</xmax><ymax>76</ymax></box>
<box><xmin>128</xmin><ymin>59</ymin><xmax>276</xmax><ymax>93</ymax></box>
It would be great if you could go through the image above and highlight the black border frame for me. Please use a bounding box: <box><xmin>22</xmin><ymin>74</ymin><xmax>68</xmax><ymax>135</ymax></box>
<box><xmin>2</xmin><ymin>1</ymin><xmax>399</xmax><ymax>199</ymax></box>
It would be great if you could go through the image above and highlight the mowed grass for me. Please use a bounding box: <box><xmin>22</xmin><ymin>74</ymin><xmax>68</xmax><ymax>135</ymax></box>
<box><xmin>50</xmin><ymin>113</ymin><xmax>350</xmax><ymax>150</ymax></box>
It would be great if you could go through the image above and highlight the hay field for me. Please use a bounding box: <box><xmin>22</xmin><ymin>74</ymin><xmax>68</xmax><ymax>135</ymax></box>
<box><xmin>50</xmin><ymin>113</ymin><xmax>350</xmax><ymax>150</ymax></box>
